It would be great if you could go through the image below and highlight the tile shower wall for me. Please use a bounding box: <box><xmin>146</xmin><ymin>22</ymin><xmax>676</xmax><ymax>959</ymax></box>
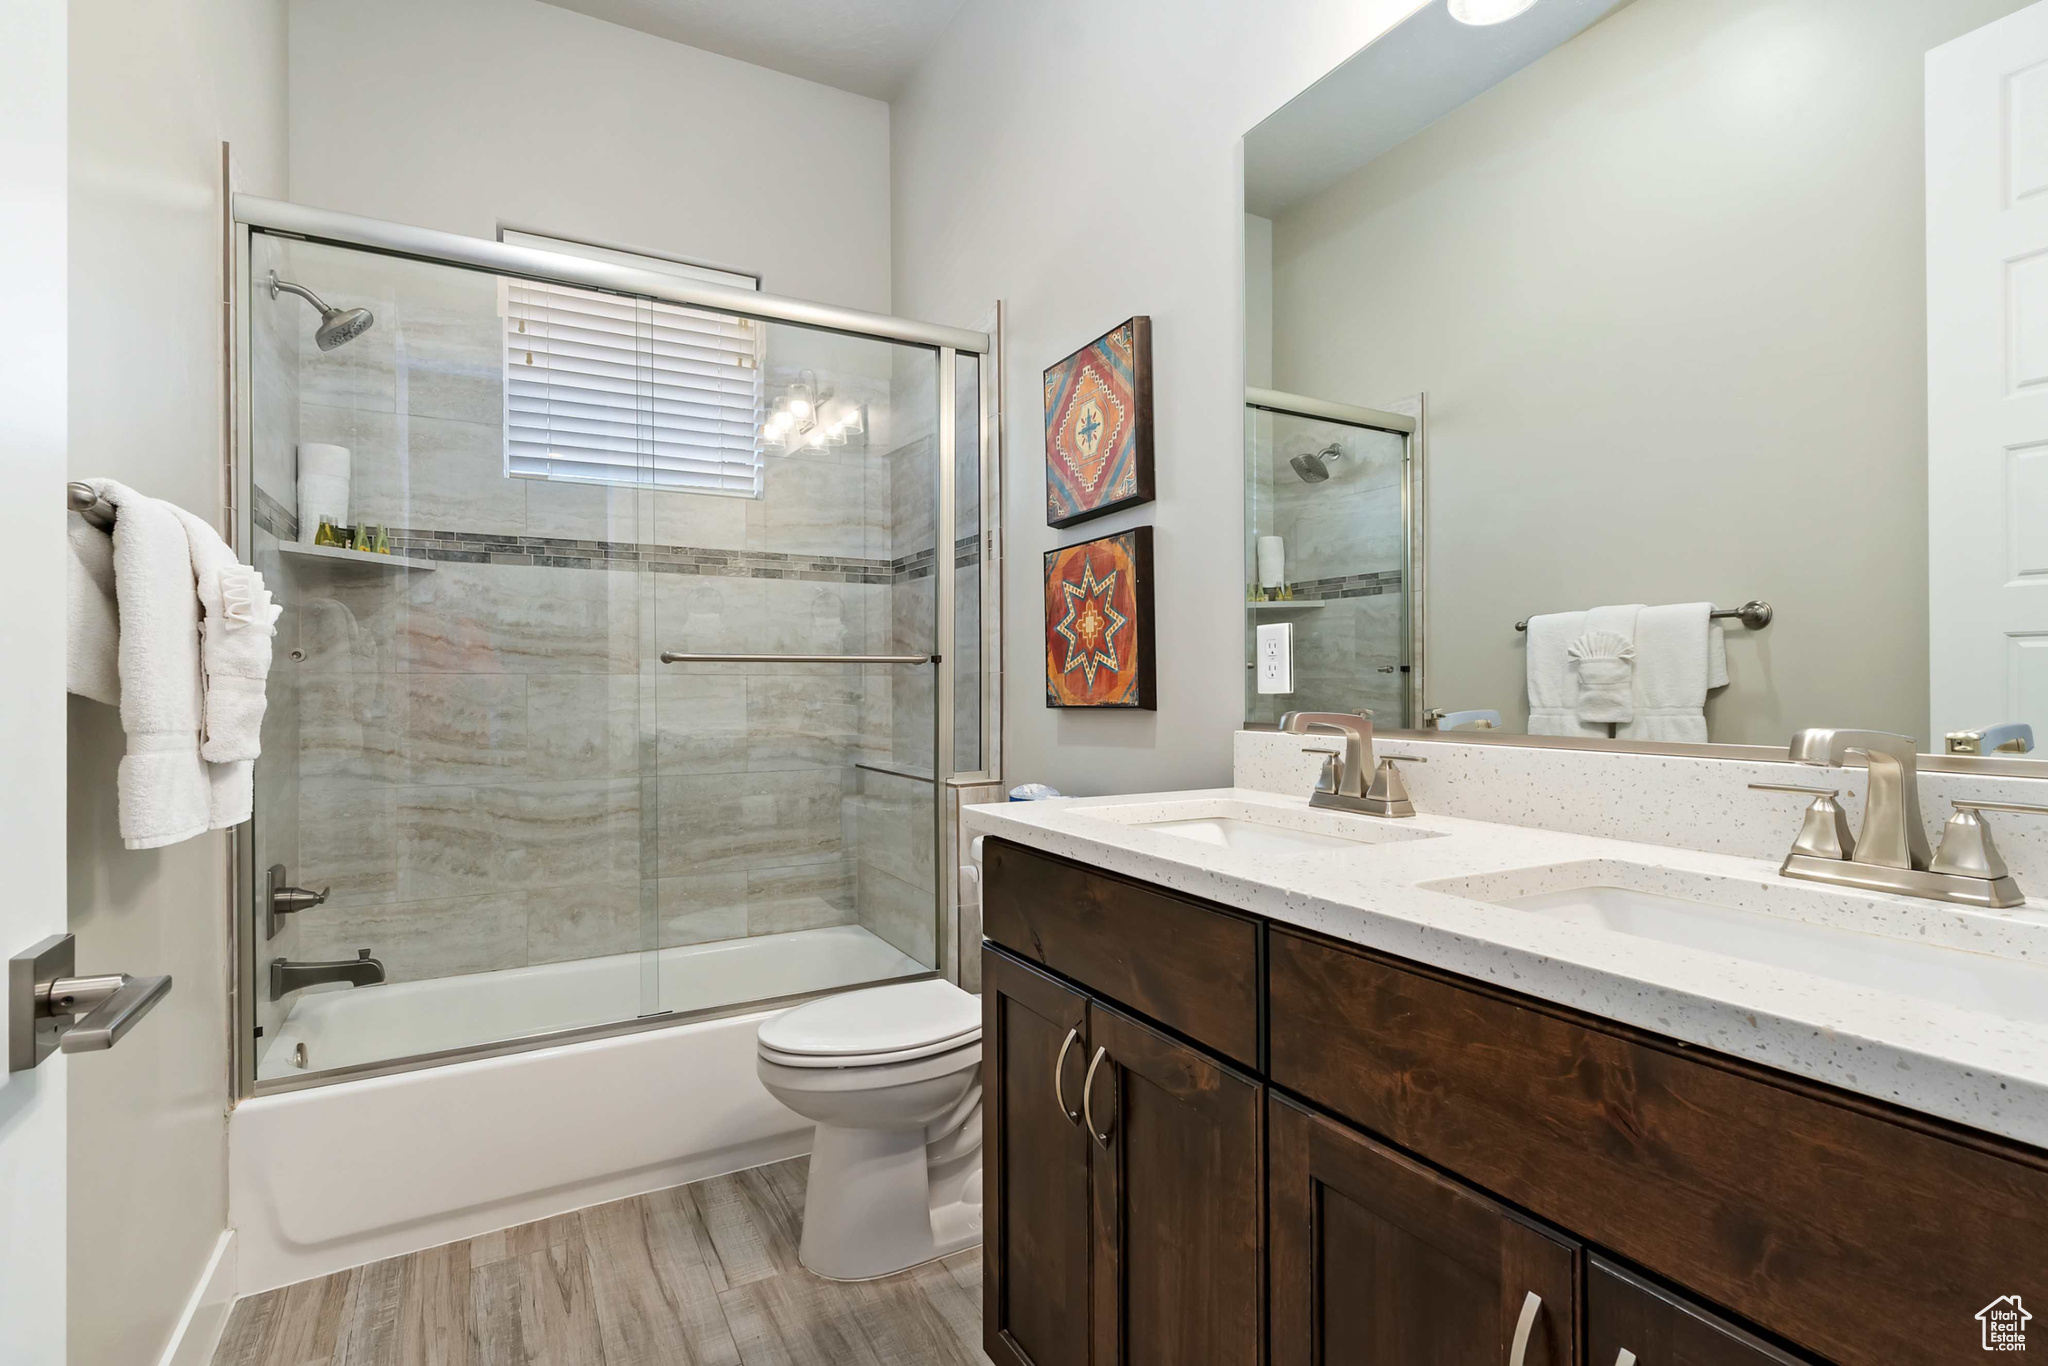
<box><xmin>249</xmin><ymin>241</ymin><xmax>944</xmax><ymax>986</ymax></box>
<box><xmin>1245</xmin><ymin>409</ymin><xmax>1407</xmax><ymax>727</ymax></box>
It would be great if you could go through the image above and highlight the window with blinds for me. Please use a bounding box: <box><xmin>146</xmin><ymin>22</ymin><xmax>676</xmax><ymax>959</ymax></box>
<box><xmin>500</xmin><ymin>232</ymin><xmax>765</xmax><ymax>497</ymax></box>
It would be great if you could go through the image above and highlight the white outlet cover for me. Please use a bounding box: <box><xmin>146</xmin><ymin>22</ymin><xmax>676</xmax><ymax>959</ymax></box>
<box><xmin>1257</xmin><ymin>621</ymin><xmax>1295</xmax><ymax>694</ymax></box>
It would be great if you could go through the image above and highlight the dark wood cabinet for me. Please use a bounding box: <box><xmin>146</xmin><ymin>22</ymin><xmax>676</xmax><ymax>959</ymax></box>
<box><xmin>1270</xmin><ymin>1093</ymin><xmax>1578</xmax><ymax>1366</ymax></box>
<box><xmin>1589</xmin><ymin>1258</ymin><xmax>1809</xmax><ymax>1366</ymax></box>
<box><xmin>983</xmin><ymin>949</ymin><xmax>1093</xmax><ymax>1366</ymax></box>
<box><xmin>1085</xmin><ymin>1000</ymin><xmax>1262</xmax><ymax>1366</ymax></box>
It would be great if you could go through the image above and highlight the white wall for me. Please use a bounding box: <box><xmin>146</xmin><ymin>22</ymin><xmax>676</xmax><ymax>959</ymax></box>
<box><xmin>288</xmin><ymin>0</ymin><xmax>893</xmax><ymax>313</ymax></box>
<box><xmin>890</xmin><ymin>0</ymin><xmax>1429</xmax><ymax>796</ymax></box>
<box><xmin>66</xmin><ymin>3</ymin><xmax>288</xmax><ymax>1362</ymax></box>
<box><xmin>1268</xmin><ymin>0</ymin><xmax>2030</xmax><ymax>745</ymax></box>
<box><xmin>1245</xmin><ymin>214</ymin><xmax>1274</xmax><ymax>390</ymax></box>
<box><xmin>1</xmin><ymin>4</ymin><xmax>72</xmax><ymax>1362</ymax></box>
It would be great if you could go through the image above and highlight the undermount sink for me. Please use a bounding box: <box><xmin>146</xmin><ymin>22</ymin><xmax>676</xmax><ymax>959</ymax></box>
<box><xmin>1424</xmin><ymin>862</ymin><xmax>2048</xmax><ymax>1027</ymax></box>
<box><xmin>1080</xmin><ymin>797</ymin><xmax>1439</xmax><ymax>855</ymax></box>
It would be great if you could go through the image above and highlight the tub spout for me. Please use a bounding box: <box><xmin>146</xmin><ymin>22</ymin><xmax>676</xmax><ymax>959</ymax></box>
<box><xmin>271</xmin><ymin>949</ymin><xmax>385</xmax><ymax>1001</ymax></box>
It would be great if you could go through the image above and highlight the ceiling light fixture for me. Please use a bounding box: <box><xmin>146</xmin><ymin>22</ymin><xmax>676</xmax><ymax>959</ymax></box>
<box><xmin>761</xmin><ymin>369</ymin><xmax>865</xmax><ymax>456</ymax></box>
<box><xmin>1448</xmin><ymin>0</ymin><xmax>1538</xmax><ymax>25</ymax></box>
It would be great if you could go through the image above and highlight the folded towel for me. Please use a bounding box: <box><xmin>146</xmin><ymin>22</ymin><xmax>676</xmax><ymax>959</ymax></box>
<box><xmin>1618</xmin><ymin>602</ymin><xmax>1720</xmax><ymax>744</ymax></box>
<box><xmin>1525</xmin><ymin>611</ymin><xmax>1604</xmax><ymax>736</ymax></box>
<box><xmin>1569</xmin><ymin>630</ymin><xmax>1637</xmax><ymax>723</ymax></box>
<box><xmin>68</xmin><ymin>513</ymin><xmax>120</xmax><ymax>706</ymax></box>
<box><xmin>297</xmin><ymin>472</ymin><xmax>350</xmax><ymax>545</ymax></box>
<box><xmin>298</xmin><ymin>442</ymin><xmax>350</xmax><ymax>481</ymax></box>
<box><xmin>85</xmin><ymin>479</ymin><xmax>282</xmax><ymax>848</ymax></box>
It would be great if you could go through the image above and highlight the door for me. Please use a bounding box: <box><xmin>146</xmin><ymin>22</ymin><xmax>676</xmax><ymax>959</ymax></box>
<box><xmin>1589</xmin><ymin>1257</ymin><xmax>1810</xmax><ymax>1366</ymax></box>
<box><xmin>1269</xmin><ymin>1093</ymin><xmax>1579</xmax><ymax>1366</ymax></box>
<box><xmin>984</xmin><ymin>947</ymin><xmax>1093</xmax><ymax>1366</ymax></box>
<box><xmin>1</xmin><ymin>1</ymin><xmax>71</xmax><ymax>1361</ymax></box>
<box><xmin>1086</xmin><ymin>1000</ymin><xmax>1262</xmax><ymax>1366</ymax></box>
<box><xmin>1927</xmin><ymin>0</ymin><xmax>2048</xmax><ymax>743</ymax></box>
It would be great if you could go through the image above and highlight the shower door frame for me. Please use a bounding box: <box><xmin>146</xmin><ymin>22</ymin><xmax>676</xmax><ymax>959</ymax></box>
<box><xmin>1243</xmin><ymin>386</ymin><xmax>1427</xmax><ymax>728</ymax></box>
<box><xmin>226</xmin><ymin>198</ymin><xmax>1003</xmax><ymax>1099</ymax></box>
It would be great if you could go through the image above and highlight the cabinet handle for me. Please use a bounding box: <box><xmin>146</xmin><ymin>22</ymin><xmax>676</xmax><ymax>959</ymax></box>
<box><xmin>1613</xmin><ymin>1352</ymin><xmax>1637</xmax><ymax>1366</ymax></box>
<box><xmin>1509</xmin><ymin>1291</ymin><xmax>1542</xmax><ymax>1366</ymax></box>
<box><xmin>1053</xmin><ymin>1027</ymin><xmax>1082</xmax><ymax>1125</ymax></box>
<box><xmin>1081</xmin><ymin>1045</ymin><xmax>1114</xmax><ymax>1148</ymax></box>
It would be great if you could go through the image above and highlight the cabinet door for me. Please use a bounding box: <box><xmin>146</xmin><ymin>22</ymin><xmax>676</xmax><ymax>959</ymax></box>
<box><xmin>984</xmin><ymin>947</ymin><xmax>1095</xmax><ymax>1366</ymax></box>
<box><xmin>1270</xmin><ymin>1093</ymin><xmax>1580</xmax><ymax>1366</ymax></box>
<box><xmin>1589</xmin><ymin>1258</ymin><xmax>1810</xmax><ymax>1366</ymax></box>
<box><xmin>1085</xmin><ymin>1000</ymin><xmax>1263</xmax><ymax>1366</ymax></box>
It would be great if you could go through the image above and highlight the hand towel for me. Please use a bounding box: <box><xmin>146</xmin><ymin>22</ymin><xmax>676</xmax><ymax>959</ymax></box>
<box><xmin>68</xmin><ymin>512</ymin><xmax>121</xmax><ymax>706</ymax></box>
<box><xmin>87</xmin><ymin>479</ymin><xmax>211</xmax><ymax>849</ymax></box>
<box><xmin>297</xmin><ymin>472</ymin><xmax>350</xmax><ymax>545</ymax></box>
<box><xmin>1525</xmin><ymin>611</ymin><xmax>1604</xmax><ymax>736</ymax></box>
<box><xmin>1569</xmin><ymin>603</ymin><xmax>1643</xmax><ymax>725</ymax></box>
<box><xmin>86</xmin><ymin>479</ymin><xmax>283</xmax><ymax>846</ymax></box>
<box><xmin>1618</xmin><ymin>602</ymin><xmax>1718</xmax><ymax>743</ymax></box>
<box><xmin>1257</xmin><ymin>536</ymin><xmax>1285</xmax><ymax>590</ymax></box>
<box><xmin>1568</xmin><ymin>630</ymin><xmax>1636</xmax><ymax>723</ymax></box>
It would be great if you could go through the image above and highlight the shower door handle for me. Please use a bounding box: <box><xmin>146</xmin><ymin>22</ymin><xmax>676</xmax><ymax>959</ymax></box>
<box><xmin>658</xmin><ymin>651</ymin><xmax>937</xmax><ymax>665</ymax></box>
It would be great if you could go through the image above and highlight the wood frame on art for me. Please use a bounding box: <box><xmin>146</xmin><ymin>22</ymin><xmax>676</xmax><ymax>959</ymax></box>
<box><xmin>1044</xmin><ymin>526</ymin><xmax>1156</xmax><ymax>710</ymax></box>
<box><xmin>1042</xmin><ymin>316</ymin><xmax>1154</xmax><ymax>527</ymax></box>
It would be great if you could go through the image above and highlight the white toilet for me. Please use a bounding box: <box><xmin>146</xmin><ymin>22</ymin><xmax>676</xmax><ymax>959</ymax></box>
<box><xmin>756</xmin><ymin>978</ymin><xmax>984</xmax><ymax>1281</ymax></box>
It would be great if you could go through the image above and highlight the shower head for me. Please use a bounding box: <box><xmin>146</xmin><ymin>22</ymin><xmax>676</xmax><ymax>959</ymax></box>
<box><xmin>1288</xmin><ymin>444</ymin><xmax>1344</xmax><ymax>484</ymax></box>
<box><xmin>268</xmin><ymin>271</ymin><xmax>375</xmax><ymax>351</ymax></box>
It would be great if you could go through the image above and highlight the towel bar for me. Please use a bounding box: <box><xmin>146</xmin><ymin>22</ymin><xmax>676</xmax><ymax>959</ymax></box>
<box><xmin>1515</xmin><ymin>600</ymin><xmax>1772</xmax><ymax>633</ymax></box>
<box><xmin>66</xmin><ymin>481</ymin><xmax>101</xmax><ymax>513</ymax></box>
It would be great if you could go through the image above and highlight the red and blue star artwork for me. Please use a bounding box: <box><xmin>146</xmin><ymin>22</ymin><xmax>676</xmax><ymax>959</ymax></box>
<box><xmin>1043</xmin><ymin>316</ymin><xmax>1153</xmax><ymax>528</ymax></box>
<box><xmin>1044</xmin><ymin>527</ymin><xmax>1155</xmax><ymax>709</ymax></box>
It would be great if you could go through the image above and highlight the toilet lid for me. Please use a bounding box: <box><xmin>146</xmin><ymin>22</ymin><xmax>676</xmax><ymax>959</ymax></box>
<box><xmin>758</xmin><ymin>978</ymin><xmax>980</xmax><ymax>1059</ymax></box>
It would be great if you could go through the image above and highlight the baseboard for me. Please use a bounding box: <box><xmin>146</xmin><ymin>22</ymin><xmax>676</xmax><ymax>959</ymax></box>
<box><xmin>157</xmin><ymin>1230</ymin><xmax>236</xmax><ymax>1366</ymax></box>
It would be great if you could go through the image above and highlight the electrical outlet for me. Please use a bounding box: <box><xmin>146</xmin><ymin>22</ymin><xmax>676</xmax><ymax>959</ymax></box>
<box><xmin>1256</xmin><ymin>621</ymin><xmax>1294</xmax><ymax>694</ymax></box>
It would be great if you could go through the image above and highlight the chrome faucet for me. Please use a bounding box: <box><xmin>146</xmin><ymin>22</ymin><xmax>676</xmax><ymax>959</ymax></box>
<box><xmin>270</xmin><ymin>949</ymin><xmax>385</xmax><ymax>1001</ymax></box>
<box><xmin>1759</xmin><ymin>728</ymin><xmax>2048</xmax><ymax>908</ymax></box>
<box><xmin>1281</xmin><ymin>710</ymin><xmax>1423</xmax><ymax>817</ymax></box>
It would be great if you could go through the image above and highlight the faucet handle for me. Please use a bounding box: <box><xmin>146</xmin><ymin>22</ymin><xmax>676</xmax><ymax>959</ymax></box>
<box><xmin>1931</xmin><ymin>799</ymin><xmax>2048</xmax><ymax>880</ymax></box>
<box><xmin>1301</xmin><ymin>745</ymin><xmax>1341</xmax><ymax>794</ymax></box>
<box><xmin>1749</xmin><ymin>783</ymin><xmax>1856</xmax><ymax>861</ymax></box>
<box><xmin>356</xmin><ymin>948</ymin><xmax>374</xmax><ymax>961</ymax></box>
<box><xmin>1364</xmin><ymin>755</ymin><xmax>1425</xmax><ymax>819</ymax></box>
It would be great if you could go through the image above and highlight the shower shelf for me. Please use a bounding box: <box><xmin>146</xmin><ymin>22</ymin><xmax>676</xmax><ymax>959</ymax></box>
<box><xmin>278</xmin><ymin>543</ymin><xmax>436</xmax><ymax>572</ymax></box>
<box><xmin>1246</xmin><ymin>601</ymin><xmax>1325</xmax><ymax>611</ymax></box>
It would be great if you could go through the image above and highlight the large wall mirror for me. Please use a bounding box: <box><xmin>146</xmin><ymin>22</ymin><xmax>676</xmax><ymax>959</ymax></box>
<box><xmin>1242</xmin><ymin>0</ymin><xmax>2048</xmax><ymax>762</ymax></box>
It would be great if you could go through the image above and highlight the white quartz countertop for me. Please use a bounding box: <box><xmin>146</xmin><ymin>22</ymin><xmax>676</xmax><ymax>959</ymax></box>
<box><xmin>962</xmin><ymin>787</ymin><xmax>2048</xmax><ymax>1150</ymax></box>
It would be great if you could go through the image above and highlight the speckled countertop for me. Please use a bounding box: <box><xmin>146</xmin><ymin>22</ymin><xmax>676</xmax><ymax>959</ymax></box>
<box><xmin>962</xmin><ymin>787</ymin><xmax>2048</xmax><ymax>1150</ymax></box>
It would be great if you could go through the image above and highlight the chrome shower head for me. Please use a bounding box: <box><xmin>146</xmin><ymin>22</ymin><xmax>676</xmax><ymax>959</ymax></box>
<box><xmin>1288</xmin><ymin>444</ymin><xmax>1343</xmax><ymax>484</ymax></box>
<box><xmin>268</xmin><ymin>271</ymin><xmax>375</xmax><ymax>351</ymax></box>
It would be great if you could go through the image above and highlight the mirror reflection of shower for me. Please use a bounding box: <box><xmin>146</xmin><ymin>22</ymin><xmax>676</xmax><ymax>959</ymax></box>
<box><xmin>267</xmin><ymin>270</ymin><xmax>375</xmax><ymax>350</ymax></box>
<box><xmin>1289</xmin><ymin>442</ymin><xmax>1344</xmax><ymax>483</ymax></box>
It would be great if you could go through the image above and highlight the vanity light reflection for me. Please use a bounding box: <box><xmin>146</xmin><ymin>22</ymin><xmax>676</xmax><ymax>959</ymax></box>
<box><xmin>1447</xmin><ymin>0</ymin><xmax>1540</xmax><ymax>26</ymax></box>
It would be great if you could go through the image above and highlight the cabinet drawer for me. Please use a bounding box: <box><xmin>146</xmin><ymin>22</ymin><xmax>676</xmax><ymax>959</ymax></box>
<box><xmin>982</xmin><ymin>838</ymin><xmax>1260</xmax><ymax>1067</ymax></box>
<box><xmin>1268</xmin><ymin>927</ymin><xmax>2048</xmax><ymax>1366</ymax></box>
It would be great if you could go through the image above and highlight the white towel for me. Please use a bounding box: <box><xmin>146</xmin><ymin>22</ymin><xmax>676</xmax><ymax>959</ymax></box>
<box><xmin>297</xmin><ymin>472</ymin><xmax>350</xmax><ymax>545</ymax></box>
<box><xmin>1569</xmin><ymin>630</ymin><xmax>1636</xmax><ymax>724</ymax></box>
<box><xmin>1525</xmin><ymin>611</ymin><xmax>1603</xmax><ymax>736</ymax></box>
<box><xmin>1573</xmin><ymin>603</ymin><xmax>1642</xmax><ymax>726</ymax></box>
<box><xmin>68</xmin><ymin>512</ymin><xmax>120</xmax><ymax>706</ymax></box>
<box><xmin>1618</xmin><ymin>603</ymin><xmax>1722</xmax><ymax>744</ymax></box>
<box><xmin>85</xmin><ymin>479</ymin><xmax>282</xmax><ymax>848</ymax></box>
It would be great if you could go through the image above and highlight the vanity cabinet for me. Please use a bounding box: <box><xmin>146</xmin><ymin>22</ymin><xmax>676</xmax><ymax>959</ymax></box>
<box><xmin>983</xmin><ymin>943</ymin><xmax>1263</xmax><ymax>1366</ymax></box>
<box><xmin>980</xmin><ymin>837</ymin><xmax>2048</xmax><ymax>1366</ymax></box>
<box><xmin>1269</xmin><ymin>1093</ymin><xmax>1579</xmax><ymax>1366</ymax></box>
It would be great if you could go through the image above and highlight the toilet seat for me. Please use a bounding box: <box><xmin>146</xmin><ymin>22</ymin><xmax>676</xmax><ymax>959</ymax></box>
<box><xmin>757</xmin><ymin>978</ymin><xmax>980</xmax><ymax>1068</ymax></box>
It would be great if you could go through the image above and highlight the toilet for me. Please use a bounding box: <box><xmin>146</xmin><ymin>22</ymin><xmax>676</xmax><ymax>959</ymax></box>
<box><xmin>756</xmin><ymin>978</ymin><xmax>984</xmax><ymax>1281</ymax></box>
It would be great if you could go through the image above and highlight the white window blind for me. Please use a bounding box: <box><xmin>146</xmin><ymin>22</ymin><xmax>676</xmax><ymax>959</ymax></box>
<box><xmin>500</xmin><ymin>231</ymin><xmax>765</xmax><ymax>497</ymax></box>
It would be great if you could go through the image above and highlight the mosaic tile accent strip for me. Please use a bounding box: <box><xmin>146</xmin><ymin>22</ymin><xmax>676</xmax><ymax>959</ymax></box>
<box><xmin>252</xmin><ymin>484</ymin><xmax>298</xmax><ymax>542</ymax></box>
<box><xmin>893</xmin><ymin>536</ymin><xmax>986</xmax><ymax>582</ymax></box>
<box><xmin>1281</xmin><ymin>570</ymin><xmax>1404</xmax><ymax>602</ymax></box>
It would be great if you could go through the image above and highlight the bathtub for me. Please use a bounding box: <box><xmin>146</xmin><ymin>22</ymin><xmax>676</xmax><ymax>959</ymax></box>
<box><xmin>230</xmin><ymin>925</ymin><xmax>929</xmax><ymax>1292</ymax></box>
<box><xmin>258</xmin><ymin>925</ymin><xmax>926</xmax><ymax>1080</ymax></box>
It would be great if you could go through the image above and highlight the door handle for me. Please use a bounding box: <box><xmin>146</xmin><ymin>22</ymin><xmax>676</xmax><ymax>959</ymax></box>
<box><xmin>1508</xmin><ymin>1291</ymin><xmax>1542</xmax><ymax>1366</ymax></box>
<box><xmin>1081</xmin><ymin>1045</ymin><xmax>1115</xmax><ymax>1148</ymax></box>
<box><xmin>1053</xmin><ymin>1027</ymin><xmax>1082</xmax><ymax>1125</ymax></box>
<box><xmin>9</xmin><ymin>933</ymin><xmax>174</xmax><ymax>1072</ymax></box>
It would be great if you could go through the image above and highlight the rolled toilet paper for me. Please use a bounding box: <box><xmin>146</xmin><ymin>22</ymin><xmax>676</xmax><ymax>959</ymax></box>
<box><xmin>297</xmin><ymin>473</ymin><xmax>351</xmax><ymax>545</ymax></box>
<box><xmin>298</xmin><ymin>442</ymin><xmax>351</xmax><ymax>481</ymax></box>
<box><xmin>1257</xmin><ymin>535</ymin><xmax>1285</xmax><ymax>590</ymax></box>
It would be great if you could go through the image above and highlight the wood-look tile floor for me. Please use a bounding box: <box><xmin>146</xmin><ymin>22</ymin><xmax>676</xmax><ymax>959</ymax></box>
<box><xmin>212</xmin><ymin>1157</ymin><xmax>994</xmax><ymax>1366</ymax></box>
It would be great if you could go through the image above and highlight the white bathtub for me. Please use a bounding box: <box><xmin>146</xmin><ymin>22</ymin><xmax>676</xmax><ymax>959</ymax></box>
<box><xmin>259</xmin><ymin>925</ymin><xmax>925</xmax><ymax>1080</ymax></box>
<box><xmin>231</xmin><ymin>925</ymin><xmax>928</xmax><ymax>1293</ymax></box>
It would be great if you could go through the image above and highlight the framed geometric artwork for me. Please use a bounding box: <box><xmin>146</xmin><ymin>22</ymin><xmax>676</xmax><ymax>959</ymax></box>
<box><xmin>1044</xmin><ymin>527</ymin><xmax>1156</xmax><ymax>710</ymax></box>
<box><xmin>1043</xmin><ymin>316</ymin><xmax>1154</xmax><ymax>528</ymax></box>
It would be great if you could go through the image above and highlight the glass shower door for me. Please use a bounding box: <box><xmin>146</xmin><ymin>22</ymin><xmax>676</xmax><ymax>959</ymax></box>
<box><xmin>649</xmin><ymin>322</ymin><xmax>946</xmax><ymax>1017</ymax></box>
